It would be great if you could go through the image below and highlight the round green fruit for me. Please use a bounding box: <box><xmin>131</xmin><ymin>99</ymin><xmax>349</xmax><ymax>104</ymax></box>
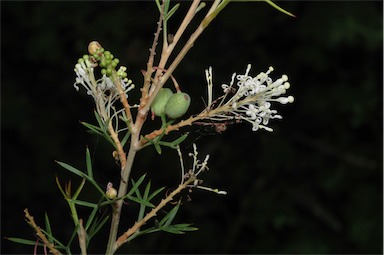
<box><xmin>151</xmin><ymin>88</ymin><xmax>174</xmax><ymax>117</ymax></box>
<box><xmin>164</xmin><ymin>92</ymin><xmax>191</xmax><ymax>119</ymax></box>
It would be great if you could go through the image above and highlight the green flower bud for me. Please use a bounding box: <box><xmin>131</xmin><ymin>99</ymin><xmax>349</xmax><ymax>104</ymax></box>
<box><xmin>106</xmin><ymin>182</ymin><xmax>117</xmax><ymax>199</ymax></box>
<box><xmin>151</xmin><ymin>88</ymin><xmax>174</xmax><ymax>117</ymax></box>
<box><xmin>164</xmin><ymin>92</ymin><xmax>191</xmax><ymax>119</ymax></box>
<box><xmin>106</xmin><ymin>187</ymin><xmax>117</xmax><ymax>199</ymax></box>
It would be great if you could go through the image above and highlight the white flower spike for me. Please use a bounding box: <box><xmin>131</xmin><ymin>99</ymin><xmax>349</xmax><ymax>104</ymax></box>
<box><xmin>204</xmin><ymin>65</ymin><xmax>294</xmax><ymax>132</ymax></box>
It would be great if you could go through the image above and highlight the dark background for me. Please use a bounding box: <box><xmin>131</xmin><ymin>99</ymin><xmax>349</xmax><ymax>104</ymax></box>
<box><xmin>1</xmin><ymin>1</ymin><xmax>383</xmax><ymax>254</ymax></box>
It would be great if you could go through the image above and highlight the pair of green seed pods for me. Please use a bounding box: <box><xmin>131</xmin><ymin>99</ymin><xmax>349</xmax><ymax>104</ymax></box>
<box><xmin>151</xmin><ymin>88</ymin><xmax>191</xmax><ymax>119</ymax></box>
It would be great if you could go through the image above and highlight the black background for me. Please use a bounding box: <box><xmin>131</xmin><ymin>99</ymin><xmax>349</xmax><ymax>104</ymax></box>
<box><xmin>2</xmin><ymin>1</ymin><xmax>383</xmax><ymax>254</ymax></box>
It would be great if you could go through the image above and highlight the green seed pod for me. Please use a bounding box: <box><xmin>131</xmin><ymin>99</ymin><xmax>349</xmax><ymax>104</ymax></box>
<box><xmin>151</xmin><ymin>88</ymin><xmax>174</xmax><ymax>117</ymax></box>
<box><xmin>164</xmin><ymin>92</ymin><xmax>191</xmax><ymax>119</ymax></box>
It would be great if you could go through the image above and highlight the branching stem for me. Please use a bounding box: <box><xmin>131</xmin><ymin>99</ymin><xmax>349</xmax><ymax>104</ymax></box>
<box><xmin>114</xmin><ymin>176</ymin><xmax>196</xmax><ymax>250</ymax></box>
<box><xmin>105</xmin><ymin>1</ymin><xmax>227</xmax><ymax>254</ymax></box>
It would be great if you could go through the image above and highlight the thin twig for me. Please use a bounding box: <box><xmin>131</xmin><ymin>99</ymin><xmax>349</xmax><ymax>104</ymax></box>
<box><xmin>177</xmin><ymin>146</ymin><xmax>185</xmax><ymax>185</ymax></box>
<box><xmin>105</xmin><ymin>145</ymin><xmax>137</xmax><ymax>255</ymax></box>
<box><xmin>108</xmin><ymin>121</ymin><xmax>127</xmax><ymax>169</ymax></box>
<box><xmin>111</xmin><ymin>72</ymin><xmax>134</xmax><ymax>128</ymax></box>
<box><xmin>114</xmin><ymin>176</ymin><xmax>196</xmax><ymax>251</ymax></box>
<box><xmin>138</xmin><ymin>101</ymin><xmax>232</xmax><ymax>147</ymax></box>
<box><xmin>156</xmin><ymin>0</ymin><xmax>201</xmax><ymax>74</ymax></box>
<box><xmin>141</xmin><ymin>1</ymin><xmax>165</xmax><ymax>108</ymax></box>
<box><xmin>24</xmin><ymin>209</ymin><xmax>61</xmax><ymax>255</ymax></box>
<box><xmin>140</xmin><ymin>0</ymin><xmax>220</xmax><ymax>119</ymax></box>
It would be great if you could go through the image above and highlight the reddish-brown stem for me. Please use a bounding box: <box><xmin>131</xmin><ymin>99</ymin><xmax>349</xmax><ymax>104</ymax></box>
<box><xmin>24</xmin><ymin>209</ymin><xmax>61</xmax><ymax>255</ymax></box>
<box><xmin>114</xmin><ymin>176</ymin><xmax>196</xmax><ymax>250</ymax></box>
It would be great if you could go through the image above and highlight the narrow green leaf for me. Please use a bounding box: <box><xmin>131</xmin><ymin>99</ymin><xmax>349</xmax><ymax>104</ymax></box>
<box><xmin>147</xmin><ymin>186</ymin><xmax>165</xmax><ymax>202</ymax></box>
<box><xmin>5</xmin><ymin>237</ymin><xmax>39</xmax><ymax>246</ymax></box>
<box><xmin>72</xmin><ymin>178</ymin><xmax>86</xmax><ymax>200</ymax></box>
<box><xmin>86</xmin><ymin>210</ymin><xmax>98</xmax><ymax>231</ymax></box>
<box><xmin>143</xmin><ymin>181</ymin><xmax>151</xmax><ymax>200</ymax></box>
<box><xmin>44</xmin><ymin>213</ymin><xmax>53</xmax><ymax>243</ymax></box>
<box><xmin>80</xmin><ymin>121</ymin><xmax>103</xmax><ymax>135</ymax></box>
<box><xmin>127</xmin><ymin>227</ymin><xmax>160</xmax><ymax>242</ymax></box>
<box><xmin>67</xmin><ymin>224</ymin><xmax>80</xmax><ymax>247</ymax></box>
<box><xmin>171</xmin><ymin>223</ymin><xmax>198</xmax><ymax>231</ymax></box>
<box><xmin>56</xmin><ymin>161</ymin><xmax>88</xmax><ymax>180</ymax></box>
<box><xmin>100</xmin><ymin>128</ymin><xmax>117</xmax><ymax>149</ymax></box>
<box><xmin>155</xmin><ymin>0</ymin><xmax>161</xmax><ymax>13</ymax></box>
<box><xmin>120</xmin><ymin>130</ymin><xmax>131</xmax><ymax>147</ymax></box>
<box><xmin>88</xmin><ymin>215</ymin><xmax>110</xmax><ymax>243</ymax></box>
<box><xmin>92</xmin><ymin>111</ymin><xmax>117</xmax><ymax>148</ymax></box>
<box><xmin>133</xmin><ymin>181</ymin><xmax>143</xmax><ymax>200</ymax></box>
<box><xmin>94</xmin><ymin>110</ymin><xmax>104</xmax><ymax>129</ymax></box>
<box><xmin>165</xmin><ymin>3</ymin><xmax>180</xmax><ymax>20</ymax></box>
<box><xmin>56</xmin><ymin>176</ymin><xmax>67</xmax><ymax>198</ymax></box>
<box><xmin>136</xmin><ymin>181</ymin><xmax>151</xmax><ymax>221</ymax></box>
<box><xmin>88</xmin><ymin>216</ymin><xmax>98</xmax><ymax>237</ymax></box>
<box><xmin>127</xmin><ymin>195</ymin><xmax>154</xmax><ymax>208</ymax></box>
<box><xmin>85</xmin><ymin>147</ymin><xmax>93</xmax><ymax>179</ymax></box>
<box><xmin>170</xmin><ymin>133</ymin><xmax>189</xmax><ymax>147</ymax></box>
<box><xmin>67</xmin><ymin>199</ymin><xmax>98</xmax><ymax>208</ymax></box>
<box><xmin>137</xmin><ymin>203</ymin><xmax>146</xmax><ymax>221</ymax></box>
<box><xmin>265</xmin><ymin>0</ymin><xmax>296</xmax><ymax>17</ymax></box>
<box><xmin>126</xmin><ymin>174</ymin><xmax>147</xmax><ymax>197</ymax></box>
<box><xmin>85</xmin><ymin>196</ymin><xmax>104</xmax><ymax>231</ymax></box>
<box><xmin>99</xmin><ymin>199</ymin><xmax>117</xmax><ymax>207</ymax></box>
<box><xmin>40</xmin><ymin>229</ymin><xmax>65</xmax><ymax>247</ymax></box>
<box><xmin>159</xmin><ymin>226</ymin><xmax>185</xmax><ymax>234</ymax></box>
<box><xmin>160</xmin><ymin>223</ymin><xmax>198</xmax><ymax>234</ymax></box>
<box><xmin>163</xmin><ymin>0</ymin><xmax>170</xmax><ymax>15</ymax></box>
<box><xmin>88</xmin><ymin>179</ymin><xmax>109</xmax><ymax>199</ymax></box>
<box><xmin>159</xmin><ymin>203</ymin><xmax>180</xmax><ymax>227</ymax></box>
<box><xmin>154</xmin><ymin>143</ymin><xmax>162</xmax><ymax>154</ymax></box>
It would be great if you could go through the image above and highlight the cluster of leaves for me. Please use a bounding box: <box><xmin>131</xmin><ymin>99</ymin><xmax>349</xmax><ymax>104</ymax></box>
<box><xmin>7</xmin><ymin>144</ymin><xmax>195</xmax><ymax>253</ymax></box>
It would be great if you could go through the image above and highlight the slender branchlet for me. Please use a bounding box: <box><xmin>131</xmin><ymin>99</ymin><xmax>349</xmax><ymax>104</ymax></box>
<box><xmin>24</xmin><ymin>209</ymin><xmax>61</xmax><ymax>255</ymax></box>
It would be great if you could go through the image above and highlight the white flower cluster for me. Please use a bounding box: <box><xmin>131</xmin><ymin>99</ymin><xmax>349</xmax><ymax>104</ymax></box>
<box><xmin>207</xmin><ymin>64</ymin><xmax>294</xmax><ymax>132</ymax></box>
<box><xmin>73</xmin><ymin>58</ymin><xmax>134</xmax><ymax>123</ymax></box>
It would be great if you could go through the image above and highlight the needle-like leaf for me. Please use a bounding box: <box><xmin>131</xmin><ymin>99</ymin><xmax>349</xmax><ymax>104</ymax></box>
<box><xmin>85</xmin><ymin>147</ymin><xmax>93</xmax><ymax>179</ymax></box>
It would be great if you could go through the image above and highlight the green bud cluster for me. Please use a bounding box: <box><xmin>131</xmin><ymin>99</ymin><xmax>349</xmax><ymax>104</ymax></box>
<box><xmin>77</xmin><ymin>54</ymin><xmax>93</xmax><ymax>69</ymax></box>
<box><xmin>84</xmin><ymin>41</ymin><xmax>127</xmax><ymax>80</ymax></box>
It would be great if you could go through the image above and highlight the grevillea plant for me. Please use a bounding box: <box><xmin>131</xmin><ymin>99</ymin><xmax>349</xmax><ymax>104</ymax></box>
<box><xmin>7</xmin><ymin>0</ymin><xmax>295</xmax><ymax>254</ymax></box>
